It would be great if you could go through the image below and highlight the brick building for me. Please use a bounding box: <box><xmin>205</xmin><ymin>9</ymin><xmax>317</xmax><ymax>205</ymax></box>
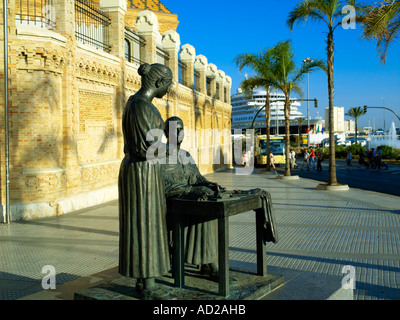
<box><xmin>0</xmin><ymin>0</ymin><xmax>233</xmax><ymax>222</ymax></box>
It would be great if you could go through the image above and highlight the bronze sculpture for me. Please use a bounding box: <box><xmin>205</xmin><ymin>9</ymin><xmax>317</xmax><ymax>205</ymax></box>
<box><xmin>118</xmin><ymin>63</ymin><xmax>172</xmax><ymax>298</ymax></box>
<box><xmin>161</xmin><ymin>116</ymin><xmax>222</xmax><ymax>279</ymax></box>
<box><xmin>160</xmin><ymin>116</ymin><xmax>278</xmax><ymax>282</ymax></box>
<box><xmin>118</xmin><ymin>63</ymin><xmax>278</xmax><ymax>300</ymax></box>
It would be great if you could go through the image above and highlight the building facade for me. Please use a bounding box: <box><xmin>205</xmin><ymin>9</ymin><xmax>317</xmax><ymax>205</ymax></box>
<box><xmin>0</xmin><ymin>0</ymin><xmax>232</xmax><ymax>222</ymax></box>
<box><xmin>325</xmin><ymin>106</ymin><xmax>345</xmax><ymax>133</ymax></box>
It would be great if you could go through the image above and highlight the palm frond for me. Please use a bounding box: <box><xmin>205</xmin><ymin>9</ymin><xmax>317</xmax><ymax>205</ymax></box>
<box><xmin>360</xmin><ymin>0</ymin><xmax>400</xmax><ymax>63</ymax></box>
<box><xmin>292</xmin><ymin>59</ymin><xmax>327</xmax><ymax>84</ymax></box>
<box><xmin>289</xmin><ymin>83</ymin><xmax>304</xmax><ymax>101</ymax></box>
<box><xmin>287</xmin><ymin>0</ymin><xmax>330</xmax><ymax>30</ymax></box>
<box><xmin>346</xmin><ymin>106</ymin><xmax>366</xmax><ymax>119</ymax></box>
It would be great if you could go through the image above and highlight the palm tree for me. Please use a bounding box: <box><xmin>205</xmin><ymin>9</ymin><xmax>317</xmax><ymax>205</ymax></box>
<box><xmin>296</xmin><ymin>117</ymin><xmax>307</xmax><ymax>146</ymax></box>
<box><xmin>234</xmin><ymin>50</ymin><xmax>276</xmax><ymax>171</ymax></box>
<box><xmin>360</xmin><ymin>0</ymin><xmax>400</xmax><ymax>64</ymax></box>
<box><xmin>268</xmin><ymin>40</ymin><xmax>326</xmax><ymax>176</ymax></box>
<box><xmin>287</xmin><ymin>0</ymin><xmax>365</xmax><ymax>185</ymax></box>
<box><xmin>346</xmin><ymin>106</ymin><xmax>366</xmax><ymax>145</ymax></box>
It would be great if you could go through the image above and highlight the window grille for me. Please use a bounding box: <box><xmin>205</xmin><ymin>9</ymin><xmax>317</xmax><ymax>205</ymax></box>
<box><xmin>124</xmin><ymin>28</ymin><xmax>145</xmax><ymax>65</ymax></box>
<box><xmin>75</xmin><ymin>0</ymin><xmax>111</xmax><ymax>53</ymax></box>
<box><xmin>16</xmin><ymin>0</ymin><xmax>56</xmax><ymax>29</ymax></box>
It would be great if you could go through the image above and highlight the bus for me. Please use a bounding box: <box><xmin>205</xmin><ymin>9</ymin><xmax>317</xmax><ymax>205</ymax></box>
<box><xmin>254</xmin><ymin>135</ymin><xmax>286</xmax><ymax>166</ymax></box>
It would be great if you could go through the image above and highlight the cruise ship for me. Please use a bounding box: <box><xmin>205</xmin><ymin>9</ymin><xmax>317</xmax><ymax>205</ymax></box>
<box><xmin>231</xmin><ymin>87</ymin><xmax>305</xmax><ymax>134</ymax></box>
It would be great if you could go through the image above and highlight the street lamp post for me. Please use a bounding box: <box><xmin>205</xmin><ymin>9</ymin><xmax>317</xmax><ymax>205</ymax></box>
<box><xmin>303</xmin><ymin>57</ymin><xmax>313</xmax><ymax>147</ymax></box>
<box><xmin>3</xmin><ymin>0</ymin><xmax>10</xmax><ymax>224</ymax></box>
<box><xmin>380</xmin><ymin>97</ymin><xmax>386</xmax><ymax>133</ymax></box>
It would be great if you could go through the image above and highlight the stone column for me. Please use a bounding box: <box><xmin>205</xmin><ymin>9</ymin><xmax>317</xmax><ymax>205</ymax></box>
<box><xmin>206</xmin><ymin>63</ymin><xmax>217</xmax><ymax>98</ymax></box>
<box><xmin>161</xmin><ymin>30</ymin><xmax>180</xmax><ymax>117</ymax></box>
<box><xmin>216</xmin><ymin>70</ymin><xmax>225</xmax><ymax>102</ymax></box>
<box><xmin>224</xmin><ymin>76</ymin><xmax>232</xmax><ymax>105</ymax></box>
<box><xmin>53</xmin><ymin>0</ymin><xmax>75</xmax><ymax>38</ymax></box>
<box><xmin>100</xmin><ymin>0</ymin><xmax>127</xmax><ymax>159</ymax></box>
<box><xmin>136</xmin><ymin>10</ymin><xmax>159</xmax><ymax>64</ymax></box>
<box><xmin>0</xmin><ymin>0</ymin><xmax>17</xmax><ymax>222</ymax></box>
<box><xmin>161</xmin><ymin>30</ymin><xmax>180</xmax><ymax>84</ymax></box>
<box><xmin>52</xmin><ymin>0</ymin><xmax>80</xmax><ymax>196</ymax></box>
<box><xmin>194</xmin><ymin>55</ymin><xmax>207</xmax><ymax>95</ymax></box>
<box><xmin>180</xmin><ymin>44</ymin><xmax>196</xmax><ymax>89</ymax></box>
<box><xmin>100</xmin><ymin>0</ymin><xmax>127</xmax><ymax>57</ymax></box>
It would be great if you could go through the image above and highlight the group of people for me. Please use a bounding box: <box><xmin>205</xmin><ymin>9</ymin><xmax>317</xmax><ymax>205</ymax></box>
<box><xmin>300</xmin><ymin>147</ymin><xmax>325</xmax><ymax>171</ymax></box>
<box><xmin>355</xmin><ymin>146</ymin><xmax>388</xmax><ymax>170</ymax></box>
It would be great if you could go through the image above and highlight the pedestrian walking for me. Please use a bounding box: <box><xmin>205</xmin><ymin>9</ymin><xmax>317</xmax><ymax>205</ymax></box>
<box><xmin>377</xmin><ymin>146</ymin><xmax>383</xmax><ymax>169</ymax></box>
<box><xmin>316</xmin><ymin>149</ymin><xmax>324</xmax><ymax>171</ymax></box>
<box><xmin>358</xmin><ymin>150</ymin><xmax>368</xmax><ymax>168</ymax></box>
<box><xmin>269</xmin><ymin>150</ymin><xmax>277</xmax><ymax>174</ymax></box>
<box><xmin>290</xmin><ymin>149</ymin><xmax>297</xmax><ymax>169</ymax></box>
<box><xmin>309</xmin><ymin>147</ymin><xmax>316</xmax><ymax>170</ymax></box>
<box><xmin>346</xmin><ymin>150</ymin><xmax>353</xmax><ymax>169</ymax></box>
<box><xmin>242</xmin><ymin>150</ymin><xmax>249</xmax><ymax>167</ymax></box>
<box><xmin>301</xmin><ymin>149</ymin><xmax>310</xmax><ymax>171</ymax></box>
<box><xmin>371</xmin><ymin>148</ymin><xmax>377</xmax><ymax>169</ymax></box>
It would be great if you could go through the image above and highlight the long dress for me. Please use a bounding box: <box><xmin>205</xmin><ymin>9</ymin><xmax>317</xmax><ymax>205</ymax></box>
<box><xmin>118</xmin><ymin>95</ymin><xmax>170</xmax><ymax>279</ymax></box>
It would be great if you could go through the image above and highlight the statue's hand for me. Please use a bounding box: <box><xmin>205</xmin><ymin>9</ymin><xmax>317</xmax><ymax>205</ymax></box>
<box><xmin>218</xmin><ymin>185</ymin><xmax>226</xmax><ymax>192</ymax></box>
<box><xmin>203</xmin><ymin>182</ymin><xmax>225</xmax><ymax>192</ymax></box>
<box><xmin>190</xmin><ymin>186</ymin><xmax>214</xmax><ymax>196</ymax></box>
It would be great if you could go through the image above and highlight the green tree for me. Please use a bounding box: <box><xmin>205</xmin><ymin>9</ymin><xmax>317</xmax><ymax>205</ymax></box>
<box><xmin>234</xmin><ymin>50</ymin><xmax>276</xmax><ymax>171</ymax></box>
<box><xmin>360</xmin><ymin>0</ymin><xmax>400</xmax><ymax>64</ymax></box>
<box><xmin>345</xmin><ymin>106</ymin><xmax>366</xmax><ymax>145</ymax></box>
<box><xmin>287</xmin><ymin>0</ymin><xmax>365</xmax><ymax>185</ymax></box>
<box><xmin>267</xmin><ymin>40</ymin><xmax>326</xmax><ymax>176</ymax></box>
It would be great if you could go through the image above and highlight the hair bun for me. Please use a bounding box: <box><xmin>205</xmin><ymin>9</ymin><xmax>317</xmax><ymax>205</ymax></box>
<box><xmin>138</xmin><ymin>63</ymin><xmax>151</xmax><ymax>76</ymax></box>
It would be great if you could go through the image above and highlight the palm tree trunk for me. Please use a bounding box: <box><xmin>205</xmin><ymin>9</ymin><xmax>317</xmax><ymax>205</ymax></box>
<box><xmin>298</xmin><ymin>125</ymin><xmax>301</xmax><ymax>146</ymax></box>
<box><xmin>265</xmin><ymin>88</ymin><xmax>271</xmax><ymax>171</ymax></box>
<box><xmin>355</xmin><ymin>119</ymin><xmax>358</xmax><ymax>145</ymax></box>
<box><xmin>284</xmin><ymin>96</ymin><xmax>291</xmax><ymax>176</ymax></box>
<box><xmin>327</xmin><ymin>28</ymin><xmax>337</xmax><ymax>185</ymax></box>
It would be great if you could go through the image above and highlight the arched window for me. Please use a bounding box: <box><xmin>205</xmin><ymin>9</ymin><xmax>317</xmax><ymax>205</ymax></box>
<box><xmin>125</xmin><ymin>39</ymin><xmax>131</xmax><ymax>62</ymax></box>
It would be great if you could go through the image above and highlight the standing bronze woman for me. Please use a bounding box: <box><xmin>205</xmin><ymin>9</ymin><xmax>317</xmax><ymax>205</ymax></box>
<box><xmin>118</xmin><ymin>63</ymin><xmax>173</xmax><ymax>298</ymax></box>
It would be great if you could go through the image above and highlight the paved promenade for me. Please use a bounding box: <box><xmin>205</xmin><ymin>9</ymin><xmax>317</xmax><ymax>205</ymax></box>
<box><xmin>1</xmin><ymin>168</ymin><xmax>400</xmax><ymax>300</ymax></box>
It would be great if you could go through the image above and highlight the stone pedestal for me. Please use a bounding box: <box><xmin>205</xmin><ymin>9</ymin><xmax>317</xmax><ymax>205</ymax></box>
<box><xmin>74</xmin><ymin>267</ymin><xmax>285</xmax><ymax>300</ymax></box>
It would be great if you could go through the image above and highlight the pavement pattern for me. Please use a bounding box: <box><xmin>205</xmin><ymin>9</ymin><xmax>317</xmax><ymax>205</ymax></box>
<box><xmin>1</xmin><ymin>168</ymin><xmax>399</xmax><ymax>300</ymax></box>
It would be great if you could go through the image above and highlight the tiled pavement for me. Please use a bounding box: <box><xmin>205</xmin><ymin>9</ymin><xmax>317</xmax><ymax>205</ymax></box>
<box><xmin>1</xmin><ymin>168</ymin><xmax>399</xmax><ymax>300</ymax></box>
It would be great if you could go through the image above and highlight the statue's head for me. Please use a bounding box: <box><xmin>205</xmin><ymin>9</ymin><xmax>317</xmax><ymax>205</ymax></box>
<box><xmin>165</xmin><ymin>116</ymin><xmax>184</xmax><ymax>146</ymax></box>
<box><xmin>138</xmin><ymin>63</ymin><xmax>173</xmax><ymax>98</ymax></box>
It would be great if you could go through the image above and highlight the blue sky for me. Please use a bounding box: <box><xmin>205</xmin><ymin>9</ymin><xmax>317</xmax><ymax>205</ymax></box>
<box><xmin>164</xmin><ymin>0</ymin><xmax>400</xmax><ymax>129</ymax></box>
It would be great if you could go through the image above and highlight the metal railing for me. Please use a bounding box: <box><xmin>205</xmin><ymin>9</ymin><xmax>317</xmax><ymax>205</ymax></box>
<box><xmin>124</xmin><ymin>28</ymin><xmax>145</xmax><ymax>65</ymax></box>
<box><xmin>206</xmin><ymin>77</ymin><xmax>212</xmax><ymax>96</ymax></box>
<box><xmin>75</xmin><ymin>0</ymin><xmax>111</xmax><ymax>53</ymax></box>
<box><xmin>16</xmin><ymin>0</ymin><xmax>56</xmax><ymax>29</ymax></box>
<box><xmin>194</xmin><ymin>70</ymin><xmax>200</xmax><ymax>91</ymax></box>
<box><xmin>178</xmin><ymin>59</ymin><xmax>187</xmax><ymax>86</ymax></box>
<box><xmin>156</xmin><ymin>46</ymin><xmax>170</xmax><ymax>65</ymax></box>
